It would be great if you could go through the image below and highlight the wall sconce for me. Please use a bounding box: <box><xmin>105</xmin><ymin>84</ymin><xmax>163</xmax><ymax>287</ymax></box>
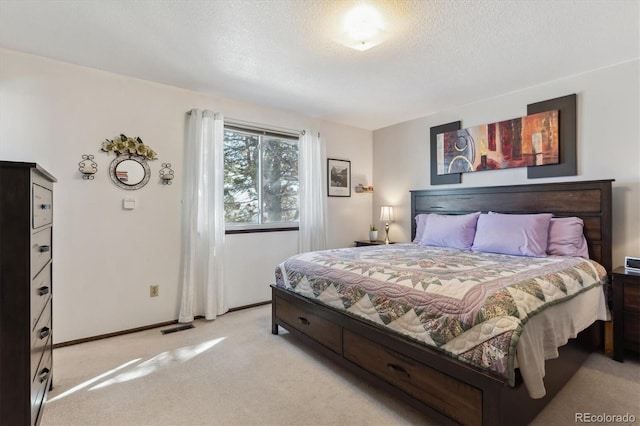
<box><xmin>78</xmin><ymin>154</ymin><xmax>97</xmax><ymax>180</ymax></box>
<box><xmin>159</xmin><ymin>163</ymin><xmax>174</xmax><ymax>185</ymax></box>
<box><xmin>380</xmin><ymin>205</ymin><xmax>394</xmax><ymax>244</ymax></box>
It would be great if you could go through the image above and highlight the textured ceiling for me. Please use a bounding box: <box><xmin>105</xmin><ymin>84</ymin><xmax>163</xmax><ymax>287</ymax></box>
<box><xmin>0</xmin><ymin>0</ymin><xmax>638</xmax><ymax>130</ymax></box>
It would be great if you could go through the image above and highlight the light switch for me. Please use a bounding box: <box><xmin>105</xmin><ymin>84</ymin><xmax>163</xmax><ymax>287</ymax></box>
<box><xmin>123</xmin><ymin>198</ymin><xmax>136</xmax><ymax>210</ymax></box>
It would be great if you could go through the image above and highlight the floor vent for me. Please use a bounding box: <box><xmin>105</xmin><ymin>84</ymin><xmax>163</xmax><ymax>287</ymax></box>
<box><xmin>161</xmin><ymin>324</ymin><xmax>195</xmax><ymax>335</ymax></box>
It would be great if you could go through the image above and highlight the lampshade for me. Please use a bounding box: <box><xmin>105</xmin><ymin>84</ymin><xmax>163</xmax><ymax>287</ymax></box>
<box><xmin>380</xmin><ymin>206</ymin><xmax>394</xmax><ymax>222</ymax></box>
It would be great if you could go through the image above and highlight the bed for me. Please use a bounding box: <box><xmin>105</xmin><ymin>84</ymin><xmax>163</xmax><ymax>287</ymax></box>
<box><xmin>271</xmin><ymin>179</ymin><xmax>613</xmax><ymax>425</ymax></box>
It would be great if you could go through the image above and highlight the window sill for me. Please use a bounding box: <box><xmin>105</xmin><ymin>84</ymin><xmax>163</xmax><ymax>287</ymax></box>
<box><xmin>225</xmin><ymin>226</ymin><xmax>299</xmax><ymax>235</ymax></box>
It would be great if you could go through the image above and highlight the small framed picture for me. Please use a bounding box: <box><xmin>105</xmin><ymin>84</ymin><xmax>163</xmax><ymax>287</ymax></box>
<box><xmin>327</xmin><ymin>158</ymin><xmax>351</xmax><ymax>197</ymax></box>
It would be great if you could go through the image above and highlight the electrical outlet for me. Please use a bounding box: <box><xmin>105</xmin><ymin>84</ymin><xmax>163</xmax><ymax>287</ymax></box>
<box><xmin>150</xmin><ymin>285</ymin><xmax>159</xmax><ymax>297</ymax></box>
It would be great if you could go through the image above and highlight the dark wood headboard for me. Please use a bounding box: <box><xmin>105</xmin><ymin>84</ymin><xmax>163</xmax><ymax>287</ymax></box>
<box><xmin>410</xmin><ymin>179</ymin><xmax>614</xmax><ymax>272</ymax></box>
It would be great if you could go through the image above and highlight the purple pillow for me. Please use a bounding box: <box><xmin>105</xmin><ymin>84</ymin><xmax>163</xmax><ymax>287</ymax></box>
<box><xmin>472</xmin><ymin>213</ymin><xmax>553</xmax><ymax>257</ymax></box>
<box><xmin>547</xmin><ymin>217</ymin><xmax>589</xmax><ymax>258</ymax></box>
<box><xmin>419</xmin><ymin>212</ymin><xmax>481</xmax><ymax>250</ymax></box>
<box><xmin>413</xmin><ymin>214</ymin><xmax>430</xmax><ymax>243</ymax></box>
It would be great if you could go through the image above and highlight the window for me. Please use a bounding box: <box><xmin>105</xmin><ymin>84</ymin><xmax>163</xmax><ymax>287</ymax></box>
<box><xmin>223</xmin><ymin>125</ymin><xmax>299</xmax><ymax>231</ymax></box>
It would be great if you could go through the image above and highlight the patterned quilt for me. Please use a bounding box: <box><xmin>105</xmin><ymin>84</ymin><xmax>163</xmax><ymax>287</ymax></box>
<box><xmin>275</xmin><ymin>244</ymin><xmax>607</xmax><ymax>385</ymax></box>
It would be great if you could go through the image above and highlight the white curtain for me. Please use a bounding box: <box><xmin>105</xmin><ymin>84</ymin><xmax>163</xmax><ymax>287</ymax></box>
<box><xmin>298</xmin><ymin>131</ymin><xmax>328</xmax><ymax>253</ymax></box>
<box><xmin>179</xmin><ymin>109</ymin><xmax>227</xmax><ymax>322</ymax></box>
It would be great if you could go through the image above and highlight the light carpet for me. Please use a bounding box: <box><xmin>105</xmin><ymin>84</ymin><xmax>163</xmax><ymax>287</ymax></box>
<box><xmin>41</xmin><ymin>305</ymin><xmax>639</xmax><ymax>425</ymax></box>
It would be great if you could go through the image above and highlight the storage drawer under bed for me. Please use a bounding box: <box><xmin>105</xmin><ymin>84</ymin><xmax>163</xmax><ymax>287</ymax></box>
<box><xmin>343</xmin><ymin>329</ymin><xmax>482</xmax><ymax>426</ymax></box>
<box><xmin>275</xmin><ymin>296</ymin><xmax>342</xmax><ymax>354</ymax></box>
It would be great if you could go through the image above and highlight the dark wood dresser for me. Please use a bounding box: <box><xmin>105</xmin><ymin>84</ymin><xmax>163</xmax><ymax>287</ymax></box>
<box><xmin>612</xmin><ymin>266</ymin><xmax>640</xmax><ymax>361</ymax></box>
<box><xmin>0</xmin><ymin>161</ymin><xmax>56</xmax><ymax>425</ymax></box>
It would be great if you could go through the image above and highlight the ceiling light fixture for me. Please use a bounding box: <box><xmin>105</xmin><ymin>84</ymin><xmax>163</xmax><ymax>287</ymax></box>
<box><xmin>342</xmin><ymin>4</ymin><xmax>386</xmax><ymax>51</ymax></box>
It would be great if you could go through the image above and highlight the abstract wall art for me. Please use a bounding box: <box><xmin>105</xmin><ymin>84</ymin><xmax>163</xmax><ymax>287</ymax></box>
<box><xmin>436</xmin><ymin>110</ymin><xmax>559</xmax><ymax>175</ymax></box>
<box><xmin>430</xmin><ymin>121</ymin><xmax>462</xmax><ymax>185</ymax></box>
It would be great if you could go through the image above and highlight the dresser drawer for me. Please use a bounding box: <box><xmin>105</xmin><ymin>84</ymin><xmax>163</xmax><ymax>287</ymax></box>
<box><xmin>31</xmin><ymin>228</ymin><xmax>51</xmax><ymax>278</ymax></box>
<box><xmin>343</xmin><ymin>329</ymin><xmax>482</xmax><ymax>426</ymax></box>
<box><xmin>275</xmin><ymin>297</ymin><xmax>342</xmax><ymax>354</ymax></box>
<box><xmin>31</xmin><ymin>264</ymin><xmax>52</xmax><ymax>329</ymax></box>
<box><xmin>623</xmin><ymin>312</ymin><xmax>639</xmax><ymax>346</ymax></box>
<box><xmin>624</xmin><ymin>284</ymin><xmax>640</xmax><ymax>312</ymax></box>
<box><xmin>32</xmin><ymin>183</ymin><xmax>52</xmax><ymax>229</ymax></box>
<box><xmin>31</xmin><ymin>304</ymin><xmax>51</xmax><ymax>382</ymax></box>
<box><xmin>31</xmin><ymin>345</ymin><xmax>52</xmax><ymax>425</ymax></box>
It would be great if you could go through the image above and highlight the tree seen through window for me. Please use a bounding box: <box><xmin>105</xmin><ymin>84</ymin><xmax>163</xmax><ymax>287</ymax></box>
<box><xmin>223</xmin><ymin>127</ymin><xmax>298</xmax><ymax>228</ymax></box>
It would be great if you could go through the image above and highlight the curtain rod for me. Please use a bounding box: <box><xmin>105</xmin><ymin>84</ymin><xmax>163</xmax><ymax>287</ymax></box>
<box><xmin>225</xmin><ymin>117</ymin><xmax>302</xmax><ymax>137</ymax></box>
<box><xmin>186</xmin><ymin>111</ymin><xmax>319</xmax><ymax>138</ymax></box>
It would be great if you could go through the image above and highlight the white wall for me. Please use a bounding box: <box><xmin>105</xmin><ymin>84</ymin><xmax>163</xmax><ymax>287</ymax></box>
<box><xmin>0</xmin><ymin>49</ymin><xmax>373</xmax><ymax>343</ymax></box>
<box><xmin>4</xmin><ymin>47</ymin><xmax>636</xmax><ymax>343</ymax></box>
<box><xmin>373</xmin><ymin>60</ymin><xmax>640</xmax><ymax>269</ymax></box>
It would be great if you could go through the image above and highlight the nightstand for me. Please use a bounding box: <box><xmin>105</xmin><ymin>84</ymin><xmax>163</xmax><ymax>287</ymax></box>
<box><xmin>612</xmin><ymin>266</ymin><xmax>640</xmax><ymax>362</ymax></box>
<box><xmin>354</xmin><ymin>240</ymin><xmax>395</xmax><ymax>247</ymax></box>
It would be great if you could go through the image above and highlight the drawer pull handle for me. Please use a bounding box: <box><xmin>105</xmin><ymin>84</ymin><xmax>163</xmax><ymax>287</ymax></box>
<box><xmin>39</xmin><ymin>245</ymin><xmax>51</xmax><ymax>253</ymax></box>
<box><xmin>40</xmin><ymin>204</ymin><xmax>52</xmax><ymax>210</ymax></box>
<box><xmin>39</xmin><ymin>327</ymin><xmax>50</xmax><ymax>339</ymax></box>
<box><xmin>38</xmin><ymin>286</ymin><xmax>50</xmax><ymax>296</ymax></box>
<box><xmin>297</xmin><ymin>316</ymin><xmax>310</xmax><ymax>326</ymax></box>
<box><xmin>38</xmin><ymin>368</ymin><xmax>50</xmax><ymax>383</ymax></box>
<box><xmin>387</xmin><ymin>363</ymin><xmax>410</xmax><ymax>379</ymax></box>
